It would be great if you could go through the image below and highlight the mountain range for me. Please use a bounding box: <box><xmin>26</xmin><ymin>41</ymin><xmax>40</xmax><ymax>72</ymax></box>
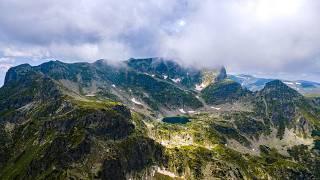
<box><xmin>0</xmin><ymin>58</ymin><xmax>319</xmax><ymax>179</ymax></box>
<box><xmin>230</xmin><ymin>74</ymin><xmax>320</xmax><ymax>96</ymax></box>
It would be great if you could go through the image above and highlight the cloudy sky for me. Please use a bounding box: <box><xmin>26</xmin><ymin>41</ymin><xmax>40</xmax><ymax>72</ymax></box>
<box><xmin>0</xmin><ymin>0</ymin><xmax>320</xmax><ymax>85</ymax></box>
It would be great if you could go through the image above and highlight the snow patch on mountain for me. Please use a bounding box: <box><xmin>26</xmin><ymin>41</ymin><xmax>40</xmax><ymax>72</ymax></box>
<box><xmin>211</xmin><ymin>106</ymin><xmax>221</xmax><ymax>110</ymax></box>
<box><xmin>163</xmin><ymin>75</ymin><xmax>168</xmax><ymax>79</ymax></box>
<box><xmin>131</xmin><ymin>98</ymin><xmax>143</xmax><ymax>105</ymax></box>
<box><xmin>284</xmin><ymin>82</ymin><xmax>294</xmax><ymax>85</ymax></box>
<box><xmin>171</xmin><ymin>78</ymin><xmax>181</xmax><ymax>83</ymax></box>
<box><xmin>85</xmin><ymin>94</ymin><xmax>95</xmax><ymax>97</ymax></box>
<box><xmin>179</xmin><ymin>108</ymin><xmax>186</xmax><ymax>114</ymax></box>
<box><xmin>195</xmin><ymin>83</ymin><xmax>206</xmax><ymax>91</ymax></box>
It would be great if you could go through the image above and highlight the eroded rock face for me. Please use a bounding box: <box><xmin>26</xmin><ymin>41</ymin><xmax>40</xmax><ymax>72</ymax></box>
<box><xmin>101</xmin><ymin>136</ymin><xmax>165</xmax><ymax>180</ymax></box>
<box><xmin>83</xmin><ymin>110</ymin><xmax>135</xmax><ymax>139</ymax></box>
<box><xmin>4</xmin><ymin>64</ymin><xmax>33</xmax><ymax>84</ymax></box>
<box><xmin>26</xmin><ymin>136</ymin><xmax>91</xmax><ymax>179</ymax></box>
<box><xmin>203</xmin><ymin>161</ymin><xmax>244</xmax><ymax>179</ymax></box>
<box><xmin>40</xmin><ymin>108</ymin><xmax>135</xmax><ymax>140</ymax></box>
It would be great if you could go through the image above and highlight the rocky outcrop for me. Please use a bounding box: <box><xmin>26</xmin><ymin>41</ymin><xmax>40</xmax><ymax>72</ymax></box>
<box><xmin>4</xmin><ymin>64</ymin><xmax>33</xmax><ymax>84</ymax></box>
<box><xmin>201</xmin><ymin>79</ymin><xmax>250</xmax><ymax>105</ymax></box>
<box><xmin>40</xmin><ymin>108</ymin><xmax>135</xmax><ymax>141</ymax></box>
<box><xmin>25</xmin><ymin>136</ymin><xmax>91</xmax><ymax>179</ymax></box>
<box><xmin>101</xmin><ymin>136</ymin><xmax>165</xmax><ymax>180</ymax></box>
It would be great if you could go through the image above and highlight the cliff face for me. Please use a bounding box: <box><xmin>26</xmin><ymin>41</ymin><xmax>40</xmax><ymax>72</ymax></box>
<box><xmin>0</xmin><ymin>59</ymin><xmax>319</xmax><ymax>179</ymax></box>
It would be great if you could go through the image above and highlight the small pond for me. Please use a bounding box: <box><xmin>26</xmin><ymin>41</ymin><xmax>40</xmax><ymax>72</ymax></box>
<box><xmin>162</xmin><ymin>116</ymin><xmax>190</xmax><ymax>124</ymax></box>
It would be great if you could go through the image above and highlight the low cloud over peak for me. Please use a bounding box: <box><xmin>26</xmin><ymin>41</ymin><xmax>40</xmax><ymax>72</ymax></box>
<box><xmin>0</xmin><ymin>0</ymin><xmax>320</xmax><ymax>85</ymax></box>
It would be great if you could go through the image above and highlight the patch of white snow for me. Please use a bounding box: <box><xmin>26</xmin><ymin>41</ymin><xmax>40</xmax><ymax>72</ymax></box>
<box><xmin>211</xmin><ymin>106</ymin><xmax>221</xmax><ymax>110</ymax></box>
<box><xmin>163</xmin><ymin>75</ymin><xmax>168</xmax><ymax>79</ymax></box>
<box><xmin>171</xmin><ymin>78</ymin><xmax>181</xmax><ymax>83</ymax></box>
<box><xmin>179</xmin><ymin>109</ymin><xmax>186</xmax><ymax>114</ymax></box>
<box><xmin>284</xmin><ymin>81</ymin><xmax>294</xmax><ymax>85</ymax></box>
<box><xmin>195</xmin><ymin>83</ymin><xmax>207</xmax><ymax>91</ymax></box>
<box><xmin>131</xmin><ymin>98</ymin><xmax>143</xmax><ymax>105</ymax></box>
<box><xmin>85</xmin><ymin>94</ymin><xmax>95</xmax><ymax>97</ymax></box>
<box><xmin>195</xmin><ymin>84</ymin><xmax>204</xmax><ymax>91</ymax></box>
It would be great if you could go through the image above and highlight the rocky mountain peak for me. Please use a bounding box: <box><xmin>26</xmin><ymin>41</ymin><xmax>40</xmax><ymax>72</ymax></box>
<box><xmin>260</xmin><ymin>80</ymin><xmax>302</xmax><ymax>100</ymax></box>
<box><xmin>265</xmin><ymin>79</ymin><xmax>287</xmax><ymax>88</ymax></box>
<box><xmin>4</xmin><ymin>63</ymin><xmax>34</xmax><ymax>85</ymax></box>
